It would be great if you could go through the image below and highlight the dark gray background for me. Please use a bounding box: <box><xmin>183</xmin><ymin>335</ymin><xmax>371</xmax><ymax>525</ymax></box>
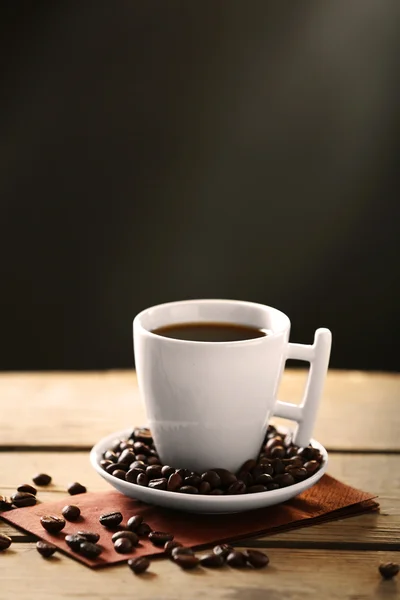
<box><xmin>1</xmin><ymin>1</ymin><xmax>399</xmax><ymax>371</ymax></box>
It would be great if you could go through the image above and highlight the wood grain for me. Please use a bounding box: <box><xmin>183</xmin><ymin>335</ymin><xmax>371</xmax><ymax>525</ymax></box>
<box><xmin>1</xmin><ymin>370</ymin><xmax>399</xmax><ymax>450</ymax></box>
<box><xmin>0</xmin><ymin>544</ymin><xmax>398</xmax><ymax>600</ymax></box>
<box><xmin>1</xmin><ymin>453</ymin><xmax>399</xmax><ymax>549</ymax></box>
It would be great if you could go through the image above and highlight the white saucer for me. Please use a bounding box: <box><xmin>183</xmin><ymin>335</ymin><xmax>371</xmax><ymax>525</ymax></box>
<box><xmin>90</xmin><ymin>428</ymin><xmax>328</xmax><ymax>514</ymax></box>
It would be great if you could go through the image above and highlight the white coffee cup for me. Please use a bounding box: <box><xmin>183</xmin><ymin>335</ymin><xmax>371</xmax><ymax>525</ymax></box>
<box><xmin>133</xmin><ymin>299</ymin><xmax>331</xmax><ymax>474</ymax></box>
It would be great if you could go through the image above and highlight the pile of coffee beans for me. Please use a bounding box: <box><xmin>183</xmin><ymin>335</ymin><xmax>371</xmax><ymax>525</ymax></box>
<box><xmin>100</xmin><ymin>425</ymin><xmax>323</xmax><ymax>495</ymax></box>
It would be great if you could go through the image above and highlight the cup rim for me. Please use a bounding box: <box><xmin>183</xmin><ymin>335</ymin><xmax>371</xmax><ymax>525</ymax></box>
<box><xmin>133</xmin><ymin>299</ymin><xmax>290</xmax><ymax>345</ymax></box>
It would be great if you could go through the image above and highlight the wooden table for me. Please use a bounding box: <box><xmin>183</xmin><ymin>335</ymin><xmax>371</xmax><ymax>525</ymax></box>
<box><xmin>1</xmin><ymin>370</ymin><xmax>399</xmax><ymax>599</ymax></box>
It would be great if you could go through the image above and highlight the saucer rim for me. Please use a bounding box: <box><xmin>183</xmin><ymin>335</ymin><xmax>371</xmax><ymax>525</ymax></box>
<box><xmin>90</xmin><ymin>427</ymin><xmax>328</xmax><ymax>509</ymax></box>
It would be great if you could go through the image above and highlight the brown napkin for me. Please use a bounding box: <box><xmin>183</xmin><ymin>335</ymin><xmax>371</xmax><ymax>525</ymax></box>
<box><xmin>1</xmin><ymin>474</ymin><xmax>378</xmax><ymax>568</ymax></box>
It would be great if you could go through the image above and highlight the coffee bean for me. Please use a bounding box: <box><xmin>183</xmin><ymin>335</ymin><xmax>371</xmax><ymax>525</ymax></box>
<box><xmin>126</xmin><ymin>515</ymin><xmax>143</xmax><ymax>531</ymax></box>
<box><xmin>11</xmin><ymin>492</ymin><xmax>37</xmax><ymax>507</ymax></box>
<box><xmin>252</xmin><ymin>463</ymin><xmax>274</xmax><ymax>479</ymax></box>
<box><xmin>114</xmin><ymin>538</ymin><xmax>133</xmax><ymax>554</ymax></box>
<box><xmin>132</xmin><ymin>427</ymin><xmax>153</xmax><ymax>444</ymax></box>
<box><xmin>0</xmin><ymin>533</ymin><xmax>12</xmax><ymax>550</ymax></box>
<box><xmin>99</xmin><ymin>511</ymin><xmax>123</xmax><ymax>528</ymax></box>
<box><xmin>164</xmin><ymin>540</ymin><xmax>183</xmax><ymax>556</ymax></box>
<box><xmin>119</xmin><ymin>440</ymin><xmax>134</xmax><ymax>452</ymax></box>
<box><xmin>32</xmin><ymin>473</ymin><xmax>52</xmax><ymax>486</ymax></box>
<box><xmin>297</xmin><ymin>446</ymin><xmax>317</xmax><ymax>461</ymax></box>
<box><xmin>148</xmin><ymin>531</ymin><xmax>174</xmax><ymax>547</ymax></box>
<box><xmin>265</xmin><ymin>436</ymin><xmax>283</xmax><ymax>453</ymax></box>
<box><xmin>130</xmin><ymin>460</ymin><xmax>147</xmax><ymax>471</ymax></box>
<box><xmin>201</xmin><ymin>468</ymin><xmax>222</xmax><ymax>488</ymax></box>
<box><xmin>128</xmin><ymin>556</ymin><xmax>150</xmax><ymax>574</ymax></box>
<box><xmin>227</xmin><ymin>481</ymin><xmax>246</xmax><ymax>494</ymax></box>
<box><xmin>247</xmin><ymin>485</ymin><xmax>268</xmax><ymax>493</ymax></box>
<box><xmin>118</xmin><ymin>449</ymin><xmax>136</xmax><ymax>465</ymax></box>
<box><xmin>133</xmin><ymin>442</ymin><xmax>151</xmax><ymax>456</ymax></box>
<box><xmin>67</xmin><ymin>482</ymin><xmax>87</xmax><ymax>495</ymax></box>
<box><xmin>65</xmin><ymin>534</ymin><xmax>87</xmax><ymax>551</ymax></box>
<box><xmin>289</xmin><ymin>467</ymin><xmax>308</xmax><ymax>481</ymax></box>
<box><xmin>238</xmin><ymin>459</ymin><xmax>257</xmax><ymax>473</ymax></box>
<box><xmin>40</xmin><ymin>515</ymin><xmax>66</xmax><ymax>533</ymax></box>
<box><xmin>270</xmin><ymin>445</ymin><xmax>286</xmax><ymax>459</ymax></box>
<box><xmin>173</xmin><ymin>553</ymin><xmax>200</xmax><ymax>569</ymax></box>
<box><xmin>210</xmin><ymin>488</ymin><xmax>224</xmax><ymax>495</ymax></box>
<box><xmin>254</xmin><ymin>474</ymin><xmax>273</xmax><ymax>486</ymax></box>
<box><xmin>106</xmin><ymin>463</ymin><xmax>129</xmax><ymax>475</ymax></box>
<box><xmin>244</xmin><ymin>549</ymin><xmax>270</xmax><ymax>568</ymax></box>
<box><xmin>199</xmin><ymin>481</ymin><xmax>211</xmax><ymax>494</ymax></box>
<box><xmin>167</xmin><ymin>472</ymin><xmax>183</xmax><ymax>492</ymax></box>
<box><xmin>112</xmin><ymin>530</ymin><xmax>139</xmax><ymax>545</ymax></box>
<box><xmin>62</xmin><ymin>505</ymin><xmax>81</xmax><ymax>521</ymax></box>
<box><xmin>200</xmin><ymin>553</ymin><xmax>224</xmax><ymax>567</ymax></box>
<box><xmin>104</xmin><ymin>450</ymin><xmax>118</xmax><ymax>462</ymax></box>
<box><xmin>17</xmin><ymin>484</ymin><xmax>37</xmax><ymax>496</ymax></box>
<box><xmin>304</xmin><ymin>460</ymin><xmax>320</xmax><ymax>475</ymax></box>
<box><xmin>126</xmin><ymin>468</ymin><xmax>144</xmax><ymax>483</ymax></box>
<box><xmin>79</xmin><ymin>541</ymin><xmax>102</xmax><ymax>558</ymax></box>
<box><xmin>227</xmin><ymin>550</ymin><xmax>246</xmax><ymax>568</ymax></box>
<box><xmin>237</xmin><ymin>471</ymin><xmax>253</xmax><ymax>487</ymax></box>
<box><xmin>161</xmin><ymin>465</ymin><xmax>175</xmax><ymax>478</ymax></box>
<box><xmin>283</xmin><ymin>456</ymin><xmax>303</xmax><ymax>468</ymax></box>
<box><xmin>267</xmin><ymin>482</ymin><xmax>280</xmax><ymax>491</ymax></box>
<box><xmin>77</xmin><ymin>531</ymin><xmax>100</xmax><ymax>543</ymax></box>
<box><xmin>146</xmin><ymin>465</ymin><xmax>163</xmax><ymax>480</ymax></box>
<box><xmin>170</xmin><ymin>547</ymin><xmax>194</xmax><ymax>562</ymax></box>
<box><xmin>212</xmin><ymin>469</ymin><xmax>237</xmax><ymax>488</ymax></box>
<box><xmin>184</xmin><ymin>475</ymin><xmax>201</xmax><ymax>487</ymax></box>
<box><xmin>273</xmin><ymin>473</ymin><xmax>295</xmax><ymax>487</ymax></box>
<box><xmin>0</xmin><ymin>495</ymin><xmax>13</xmax><ymax>511</ymax></box>
<box><xmin>136</xmin><ymin>472</ymin><xmax>149</xmax><ymax>486</ymax></box>
<box><xmin>178</xmin><ymin>486</ymin><xmax>199</xmax><ymax>494</ymax></box>
<box><xmin>271</xmin><ymin>458</ymin><xmax>285</xmax><ymax>475</ymax></box>
<box><xmin>379</xmin><ymin>562</ymin><xmax>399</xmax><ymax>579</ymax></box>
<box><xmin>112</xmin><ymin>469</ymin><xmax>127</xmax><ymax>480</ymax></box>
<box><xmin>213</xmin><ymin>544</ymin><xmax>233</xmax><ymax>558</ymax></box>
<box><xmin>286</xmin><ymin>446</ymin><xmax>299</xmax><ymax>457</ymax></box>
<box><xmin>100</xmin><ymin>459</ymin><xmax>113</xmax><ymax>469</ymax></box>
<box><xmin>176</xmin><ymin>468</ymin><xmax>191</xmax><ymax>479</ymax></box>
<box><xmin>147</xmin><ymin>456</ymin><xmax>161</xmax><ymax>466</ymax></box>
<box><xmin>135</xmin><ymin>454</ymin><xmax>148</xmax><ymax>464</ymax></box>
<box><xmin>148</xmin><ymin>478</ymin><xmax>167</xmax><ymax>490</ymax></box>
<box><xmin>136</xmin><ymin>522</ymin><xmax>152</xmax><ymax>536</ymax></box>
<box><xmin>36</xmin><ymin>541</ymin><xmax>57</xmax><ymax>558</ymax></box>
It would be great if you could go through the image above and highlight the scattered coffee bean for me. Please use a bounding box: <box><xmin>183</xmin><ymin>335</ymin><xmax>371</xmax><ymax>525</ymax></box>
<box><xmin>148</xmin><ymin>531</ymin><xmax>174</xmax><ymax>547</ymax></box>
<box><xmin>244</xmin><ymin>549</ymin><xmax>270</xmax><ymax>568</ymax></box>
<box><xmin>167</xmin><ymin>472</ymin><xmax>183</xmax><ymax>492</ymax></box>
<box><xmin>227</xmin><ymin>550</ymin><xmax>246</xmax><ymax>568</ymax></box>
<box><xmin>11</xmin><ymin>492</ymin><xmax>37</xmax><ymax>508</ymax></box>
<box><xmin>36</xmin><ymin>541</ymin><xmax>57</xmax><ymax>558</ymax></box>
<box><xmin>40</xmin><ymin>515</ymin><xmax>66</xmax><ymax>533</ymax></box>
<box><xmin>67</xmin><ymin>482</ymin><xmax>87</xmax><ymax>495</ymax></box>
<box><xmin>200</xmin><ymin>553</ymin><xmax>225</xmax><ymax>567</ymax></box>
<box><xmin>128</xmin><ymin>556</ymin><xmax>150</xmax><ymax>574</ymax></box>
<box><xmin>65</xmin><ymin>534</ymin><xmax>87</xmax><ymax>551</ymax></box>
<box><xmin>32</xmin><ymin>473</ymin><xmax>52</xmax><ymax>486</ymax></box>
<box><xmin>148</xmin><ymin>478</ymin><xmax>167</xmax><ymax>490</ymax></box>
<box><xmin>79</xmin><ymin>541</ymin><xmax>102</xmax><ymax>559</ymax></box>
<box><xmin>77</xmin><ymin>531</ymin><xmax>100</xmax><ymax>543</ymax></box>
<box><xmin>213</xmin><ymin>544</ymin><xmax>233</xmax><ymax>559</ymax></box>
<box><xmin>112</xmin><ymin>530</ymin><xmax>139</xmax><ymax>546</ymax></box>
<box><xmin>0</xmin><ymin>533</ymin><xmax>12</xmax><ymax>551</ymax></box>
<box><xmin>0</xmin><ymin>495</ymin><xmax>13</xmax><ymax>511</ymax></box>
<box><xmin>164</xmin><ymin>540</ymin><xmax>183</xmax><ymax>556</ymax></box>
<box><xmin>379</xmin><ymin>562</ymin><xmax>399</xmax><ymax>579</ymax></box>
<box><xmin>173</xmin><ymin>553</ymin><xmax>200</xmax><ymax>569</ymax></box>
<box><xmin>62</xmin><ymin>505</ymin><xmax>81</xmax><ymax>521</ymax></box>
<box><xmin>126</xmin><ymin>515</ymin><xmax>143</xmax><ymax>531</ymax></box>
<box><xmin>178</xmin><ymin>485</ymin><xmax>198</xmax><ymax>494</ymax></box>
<box><xmin>161</xmin><ymin>465</ymin><xmax>175</xmax><ymax>478</ymax></box>
<box><xmin>99</xmin><ymin>511</ymin><xmax>123</xmax><ymax>528</ymax></box>
<box><xmin>114</xmin><ymin>538</ymin><xmax>133</xmax><ymax>554</ymax></box>
<box><xmin>136</xmin><ymin>522</ymin><xmax>152</xmax><ymax>536</ymax></box>
<box><xmin>17</xmin><ymin>484</ymin><xmax>37</xmax><ymax>496</ymax></box>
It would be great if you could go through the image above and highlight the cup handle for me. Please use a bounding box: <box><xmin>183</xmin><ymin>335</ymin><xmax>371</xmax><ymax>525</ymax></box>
<box><xmin>273</xmin><ymin>328</ymin><xmax>332</xmax><ymax>447</ymax></box>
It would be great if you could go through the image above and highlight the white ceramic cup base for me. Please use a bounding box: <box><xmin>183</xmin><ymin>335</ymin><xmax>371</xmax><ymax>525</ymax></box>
<box><xmin>90</xmin><ymin>428</ymin><xmax>328</xmax><ymax>514</ymax></box>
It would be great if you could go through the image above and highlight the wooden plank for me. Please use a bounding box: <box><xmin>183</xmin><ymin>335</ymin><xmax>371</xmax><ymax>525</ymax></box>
<box><xmin>0</xmin><ymin>544</ymin><xmax>399</xmax><ymax>600</ymax></box>
<box><xmin>0</xmin><ymin>370</ymin><xmax>399</xmax><ymax>450</ymax></box>
<box><xmin>1</xmin><ymin>453</ymin><xmax>399</xmax><ymax>549</ymax></box>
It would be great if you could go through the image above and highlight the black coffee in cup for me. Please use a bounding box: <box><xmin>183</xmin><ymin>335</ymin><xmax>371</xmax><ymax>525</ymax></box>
<box><xmin>151</xmin><ymin>322</ymin><xmax>268</xmax><ymax>343</ymax></box>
